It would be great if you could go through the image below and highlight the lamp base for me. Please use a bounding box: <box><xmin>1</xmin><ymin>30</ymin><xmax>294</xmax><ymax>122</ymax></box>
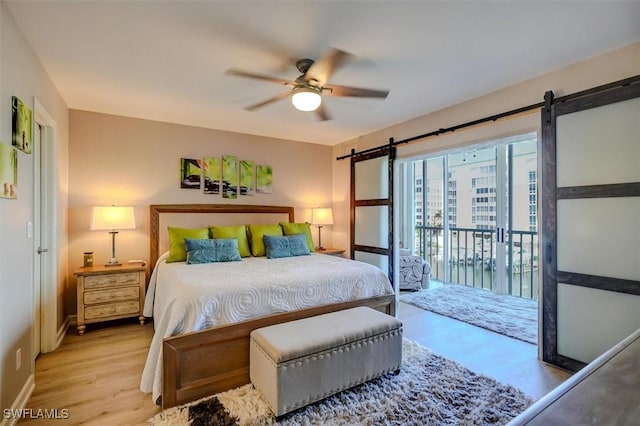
<box><xmin>316</xmin><ymin>246</ymin><xmax>326</xmax><ymax>251</ymax></box>
<box><xmin>105</xmin><ymin>258</ymin><xmax>121</xmax><ymax>267</ymax></box>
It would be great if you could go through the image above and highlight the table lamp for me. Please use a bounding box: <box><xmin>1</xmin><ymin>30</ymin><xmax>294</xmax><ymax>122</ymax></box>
<box><xmin>311</xmin><ymin>207</ymin><xmax>333</xmax><ymax>251</ymax></box>
<box><xmin>90</xmin><ymin>206</ymin><xmax>136</xmax><ymax>266</ymax></box>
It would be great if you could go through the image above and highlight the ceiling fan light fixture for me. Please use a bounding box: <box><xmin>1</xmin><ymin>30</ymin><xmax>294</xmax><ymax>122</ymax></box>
<box><xmin>291</xmin><ymin>87</ymin><xmax>322</xmax><ymax>112</ymax></box>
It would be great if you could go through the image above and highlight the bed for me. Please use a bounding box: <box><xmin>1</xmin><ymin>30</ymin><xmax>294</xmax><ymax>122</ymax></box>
<box><xmin>139</xmin><ymin>204</ymin><xmax>396</xmax><ymax>409</ymax></box>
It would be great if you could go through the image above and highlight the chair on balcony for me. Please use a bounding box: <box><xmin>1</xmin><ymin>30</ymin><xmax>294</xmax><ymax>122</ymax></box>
<box><xmin>398</xmin><ymin>248</ymin><xmax>431</xmax><ymax>291</ymax></box>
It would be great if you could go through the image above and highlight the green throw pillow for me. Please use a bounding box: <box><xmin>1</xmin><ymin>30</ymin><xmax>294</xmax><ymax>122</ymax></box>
<box><xmin>280</xmin><ymin>222</ymin><xmax>315</xmax><ymax>252</ymax></box>
<box><xmin>210</xmin><ymin>225</ymin><xmax>251</xmax><ymax>257</ymax></box>
<box><xmin>167</xmin><ymin>227</ymin><xmax>210</xmax><ymax>263</ymax></box>
<box><xmin>248</xmin><ymin>224</ymin><xmax>283</xmax><ymax>256</ymax></box>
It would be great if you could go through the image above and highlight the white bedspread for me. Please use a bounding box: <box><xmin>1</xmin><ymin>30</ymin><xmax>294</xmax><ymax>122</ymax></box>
<box><xmin>139</xmin><ymin>252</ymin><xmax>393</xmax><ymax>402</ymax></box>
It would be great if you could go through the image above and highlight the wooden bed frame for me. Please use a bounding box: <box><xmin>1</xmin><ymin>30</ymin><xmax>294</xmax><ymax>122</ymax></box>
<box><xmin>148</xmin><ymin>204</ymin><xmax>396</xmax><ymax>409</ymax></box>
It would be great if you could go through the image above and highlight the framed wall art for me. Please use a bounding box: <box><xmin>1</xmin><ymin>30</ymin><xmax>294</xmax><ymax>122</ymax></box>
<box><xmin>180</xmin><ymin>158</ymin><xmax>202</xmax><ymax>189</ymax></box>
<box><xmin>0</xmin><ymin>142</ymin><xmax>18</xmax><ymax>199</ymax></box>
<box><xmin>12</xmin><ymin>96</ymin><xmax>32</xmax><ymax>154</ymax></box>
<box><xmin>203</xmin><ymin>156</ymin><xmax>221</xmax><ymax>194</ymax></box>
<box><xmin>239</xmin><ymin>160</ymin><xmax>255</xmax><ymax>196</ymax></box>
<box><xmin>256</xmin><ymin>165</ymin><xmax>273</xmax><ymax>194</ymax></box>
<box><xmin>222</xmin><ymin>155</ymin><xmax>238</xmax><ymax>199</ymax></box>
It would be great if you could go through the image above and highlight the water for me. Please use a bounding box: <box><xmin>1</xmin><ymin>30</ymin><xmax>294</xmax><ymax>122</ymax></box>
<box><xmin>428</xmin><ymin>260</ymin><xmax>539</xmax><ymax>300</ymax></box>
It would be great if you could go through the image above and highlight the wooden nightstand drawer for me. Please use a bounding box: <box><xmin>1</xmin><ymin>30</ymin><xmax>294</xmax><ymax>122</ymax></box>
<box><xmin>75</xmin><ymin>264</ymin><xmax>147</xmax><ymax>335</ymax></box>
<box><xmin>84</xmin><ymin>287</ymin><xmax>139</xmax><ymax>305</ymax></box>
<box><xmin>85</xmin><ymin>272</ymin><xmax>140</xmax><ymax>289</ymax></box>
<box><xmin>84</xmin><ymin>300</ymin><xmax>140</xmax><ymax>320</ymax></box>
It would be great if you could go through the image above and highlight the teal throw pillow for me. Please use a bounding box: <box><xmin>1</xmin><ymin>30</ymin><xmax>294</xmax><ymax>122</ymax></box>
<box><xmin>210</xmin><ymin>225</ymin><xmax>251</xmax><ymax>257</ymax></box>
<box><xmin>263</xmin><ymin>234</ymin><xmax>310</xmax><ymax>259</ymax></box>
<box><xmin>185</xmin><ymin>238</ymin><xmax>241</xmax><ymax>264</ymax></box>
<box><xmin>279</xmin><ymin>222</ymin><xmax>315</xmax><ymax>252</ymax></box>
<box><xmin>248</xmin><ymin>224</ymin><xmax>283</xmax><ymax>257</ymax></box>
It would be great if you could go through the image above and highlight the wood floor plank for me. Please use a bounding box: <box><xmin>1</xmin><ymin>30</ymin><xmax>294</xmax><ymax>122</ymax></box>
<box><xmin>398</xmin><ymin>301</ymin><xmax>571</xmax><ymax>399</ymax></box>
<box><xmin>20</xmin><ymin>305</ymin><xmax>571</xmax><ymax>425</ymax></box>
<box><xmin>20</xmin><ymin>320</ymin><xmax>160</xmax><ymax>425</ymax></box>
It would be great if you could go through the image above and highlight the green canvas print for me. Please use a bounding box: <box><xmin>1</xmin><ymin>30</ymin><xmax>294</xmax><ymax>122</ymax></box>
<box><xmin>239</xmin><ymin>160</ymin><xmax>255</xmax><ymax>196</ymax></box>
<box><xmin>203</xmin><ymin>157</ymin><xmax>221</xmax><ymax>194</ymax></box>
<box><xmin>180</xmin><ymin>158</ymin><xmax>202</xmax><ymax>189</ymax></box>
<box><xmin>0</xmin><ymin>142</ymin><xmax>18</xmax><ymax>199</ymax></box>
<box><xmin>12</xmin><ymin>96</ymin><xmax>32</xmax><ymax>154</ymax></box>
<box><xmin>256</xmin><ymin>165</ymin><xmax>272</xmax><ymax>194</ymax></box>
<box><xmin>222</xmin><ymin>155</ymin><xmax>238</xmax><ymax>199</ymax></box>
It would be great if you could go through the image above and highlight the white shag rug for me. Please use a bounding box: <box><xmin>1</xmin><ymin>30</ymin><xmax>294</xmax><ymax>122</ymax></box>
<box><xmin>400</xmin><ymin>284</ymin><xmax>538</xmax><ymax>344</ymax></box>
<box><xmin>149</xmin><ymin>339</ymin><xmax>534</xmax><ymax>426</ymax></box>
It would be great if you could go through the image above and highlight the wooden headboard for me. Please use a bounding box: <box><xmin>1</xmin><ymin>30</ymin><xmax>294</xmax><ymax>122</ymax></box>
<box><xmin>149</xmin><ymin>204</ymin><xmax>295</xmax><ymax>269</ymax></box>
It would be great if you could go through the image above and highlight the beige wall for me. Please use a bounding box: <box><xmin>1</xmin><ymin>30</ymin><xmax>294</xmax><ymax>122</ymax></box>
<box><xmin>67</xmin><ymin>110</ymin><xmax>333</xmax><ymax>313</ymax></box>
<box><xmin>0</xmin><ymin>2</ymin><xmax>69</xmax><ymax>412</ymax></box>
<box><xmin>331</xmin><ymin>42</ymin><xmax>640</xmax><ymax>251</ymax></box>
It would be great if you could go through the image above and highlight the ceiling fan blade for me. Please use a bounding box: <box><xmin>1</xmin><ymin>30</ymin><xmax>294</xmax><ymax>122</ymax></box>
<box><xmin>225</xmin><ymin>68</ymin><xmax>291</xmax><ymax>86</ymax></box>
<box><xmin>315</xmin><ymin>104</ymin><xmax>331</xmax><ymax>121</ymax></box>
<box><xmin>244</xmin><ymin>91</ymin><xmax>291</xmax><ymax>111</ymax></box>
<box><xmin>325</xmin><ymin>84</ymin><xmax>389</xmax><ymax>99</ymax></box>
<box><xmin>305</xmin><ymin>48</ymin><xmax>354</xmax><ymax>87</ymax></box>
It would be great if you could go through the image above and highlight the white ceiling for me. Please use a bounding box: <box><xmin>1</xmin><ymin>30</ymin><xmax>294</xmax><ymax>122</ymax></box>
<box><xmin>6</xmin><ymin>1</ymin><xmax>640</xmax><ymax>146</ymax></box>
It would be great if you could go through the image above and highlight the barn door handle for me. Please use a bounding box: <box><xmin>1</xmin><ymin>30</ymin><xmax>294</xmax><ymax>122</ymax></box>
<box><xmin>545</xmin><ymin>243</ymin><xmax>553</xmax><ymax>263</ymax></box>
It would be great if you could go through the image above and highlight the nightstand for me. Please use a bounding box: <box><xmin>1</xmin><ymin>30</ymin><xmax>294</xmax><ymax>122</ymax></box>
<box><xmin>316</xmin><ymin>248</ymin><xmax>345</xmax><ymax>257</ymax></box>
<box><xmin>74</xmin><ymin>263</ymin><xmax>146</xmax><ymax>335</ymax></box>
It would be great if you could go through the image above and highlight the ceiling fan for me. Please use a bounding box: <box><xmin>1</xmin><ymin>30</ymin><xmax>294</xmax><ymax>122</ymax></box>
<box><xmin>225</xmin><ymin>48</ymin><xmax>389</xmax><ymax>121</ymax></box>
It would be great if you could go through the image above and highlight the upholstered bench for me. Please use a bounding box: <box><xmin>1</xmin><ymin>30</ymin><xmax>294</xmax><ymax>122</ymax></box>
<box><xmin>249</xmin><ymin>306</ymin><xmax>403</xmax><ymax>417</ymax></box>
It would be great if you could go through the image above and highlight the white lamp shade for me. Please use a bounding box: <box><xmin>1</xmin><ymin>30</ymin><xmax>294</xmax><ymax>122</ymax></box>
<box><xmin>90</xmin><ymin>206</ymin><xmax>136</xmax><ymax>231</ymax></box>
<box><xmin>291</xmin><ymin>88</ymin><xmax>322</xmax><ymax>111</ymax></box>
<box><xmin>311</xmin><ymin>208</ymin><xmax>334</xmax><ymax>226</ymax></box>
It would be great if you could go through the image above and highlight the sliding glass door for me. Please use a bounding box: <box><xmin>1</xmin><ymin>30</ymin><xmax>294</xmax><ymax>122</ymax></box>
<box><xmin>507</xmin><ymin>139</ymin><xmax>538</xmax><ymax>298</ymax></box>
<box><xmin>402</xmin><ymin>132</ymin><xmax>538</xmax><ymax>300</ymax></box>
<box><xmin>447</xmin><ymin>145</ymin><xmax>508</xmax><ymax>294</ymax></box>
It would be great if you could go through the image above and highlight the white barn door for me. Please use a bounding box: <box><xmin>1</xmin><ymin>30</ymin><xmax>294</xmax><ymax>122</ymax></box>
<box><xmin>541</xmin><ymin>78</ymin><xmax>640</xmax><ymax>370</ymax></box>
<box><xmin>350</xmin><ymin>146</ymin><xmax>395</xmax><ymax>288</ymax></box>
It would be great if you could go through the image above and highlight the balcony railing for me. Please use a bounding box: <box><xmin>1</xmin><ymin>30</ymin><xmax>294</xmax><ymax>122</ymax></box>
<box><xmin>415</xmin><ymin>226</ymin><xmax>538</xmax><ymax>300</ymax></box>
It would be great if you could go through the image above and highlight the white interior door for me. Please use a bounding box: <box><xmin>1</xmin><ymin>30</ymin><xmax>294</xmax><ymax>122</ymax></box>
<box><xmin>33</xmin><ymin>123</ymin><xmax>42</xmax><ymax>359</ymax></box>
<box><xmin>33</xmin><ymin>98</ymin><xmax>58</xmax><ymax>355</ymax></box>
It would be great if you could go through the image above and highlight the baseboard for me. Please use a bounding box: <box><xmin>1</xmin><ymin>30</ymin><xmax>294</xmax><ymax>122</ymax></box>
<box><xmin>67</xmin><ymin>314</ymin><xmax>77</xmax><ymax>326</ymax></box>
<box><xmin>56</xmin><ymin>315</ymin><xmax>75</xmax><ymax>348</ymax></box>
<box><xmin>0</xmin><ymin>374</ymin><xmax>35</xmax><ymax>426</ymax></box>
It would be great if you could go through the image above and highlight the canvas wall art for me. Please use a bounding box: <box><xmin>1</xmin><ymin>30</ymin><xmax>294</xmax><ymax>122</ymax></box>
<box><xmin>12</xmin><ymin>96</ymin><xmax>32</xmax><ymax>154</ymax></box>
<box><xmin>256</xmin><ymin>165</ymin><xmax>273</xmax><ymax>194</ymax></box>
<box><xmin>180</xmin><ymin>158</ymin><xmax>202</xmax><ymax>189</ymax></box>
<box><xmin>222</xmin><ymin>155</ymin><xmax>238</xmax><ymax>199</ymax></box>
<box><xmin>203</xmin><ymin>157</ymin><xmax>221</xmax><ymax>194</ymax></box>
<box><xmin>0</xmin><ymin>142</ymin><xmax>18</xmax><ymax>199</ymax></box>
<box><xmin>239</xmin><ymin>160</ymin><xmax>255</xmax><ymax>196</ymax></box>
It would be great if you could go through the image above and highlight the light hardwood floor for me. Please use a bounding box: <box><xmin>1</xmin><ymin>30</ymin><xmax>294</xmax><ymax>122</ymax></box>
<box><xmin>400</xmin><ymin>301</ymin><xmax>571</xmax><ymax>399</ymax></box>
<box><xmin>19</xmin><ymin>321</ymin><xmax>161</xmax><ymax>425</ymax></box>
<box><xmin>19</xmin><ymin>302</ymin><xmax>571</xmax><ymax>425</ymax></box>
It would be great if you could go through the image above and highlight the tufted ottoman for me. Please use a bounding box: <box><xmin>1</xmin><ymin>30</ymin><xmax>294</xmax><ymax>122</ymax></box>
<box><xmin>249</xmin><ymin>306</ymin><xmax>403</xmax><ymax>417</ymax></box>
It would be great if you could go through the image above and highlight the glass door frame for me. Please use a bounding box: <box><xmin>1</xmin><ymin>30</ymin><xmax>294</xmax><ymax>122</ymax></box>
<box><xmin>399</xmin><ymin>131</ymin><xmax>538</xmax><ymax>299</ymax></box>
